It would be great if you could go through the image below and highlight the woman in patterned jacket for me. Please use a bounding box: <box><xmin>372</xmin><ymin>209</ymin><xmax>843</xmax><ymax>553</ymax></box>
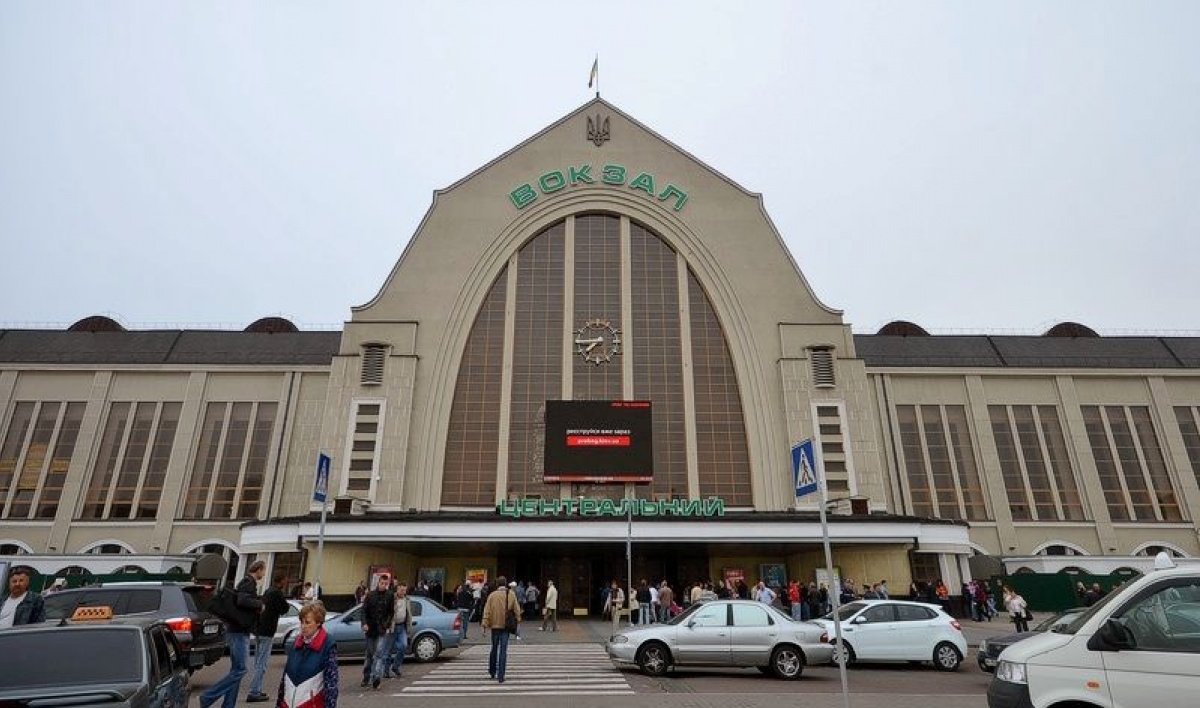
<box><xmin>278</xmin><ymin>602</ymin><xmax>339</xmax><ymax>708</ymax></box>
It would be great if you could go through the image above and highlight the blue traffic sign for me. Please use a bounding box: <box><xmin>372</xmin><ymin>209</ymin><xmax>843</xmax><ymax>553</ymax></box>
<box><xmin>792</xmin><ymin>440</ymin><xmax>819</xmax><ymax>498</ymax></box>
<box><xmin>314</xmin><ymin>453</ymin><xmax>331</xmax><ymax>503</ymax></box>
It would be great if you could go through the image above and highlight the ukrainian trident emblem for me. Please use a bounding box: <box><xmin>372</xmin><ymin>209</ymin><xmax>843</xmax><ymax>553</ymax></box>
<box><xmin>587</xmin><ymin>113</ymin><xmax>610</xmax><ymax>146</ymax></box>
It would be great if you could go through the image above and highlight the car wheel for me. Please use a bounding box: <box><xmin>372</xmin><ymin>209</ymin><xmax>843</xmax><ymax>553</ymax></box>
<box><xmin>932</xmin><ymin>641</ymin><xmax>961</xmax><ymax>671</ymax></box>
<box><xmin>636</xmin><ymin>642</ymin><xmax>670</xmax><ymax>677</ymax></box>
<box><xmin>412</xmin><ymin>633</ymin><xmax>441</xmax><ymax>662</ymax></box>
<box><xmin>770</xmin><ymin>645</ymin><xmax>804</xmax><ymax>680</ymax></box>
<box><xmin>831</xmin><ymin>642</ymin><xmax>855</xmax><ymax>667</ymax></box>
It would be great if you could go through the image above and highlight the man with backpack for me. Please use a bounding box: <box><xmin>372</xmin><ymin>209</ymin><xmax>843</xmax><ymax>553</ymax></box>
<box><xmin>481</xmin><ymin>575</ymin><xmax>520</xmax><ymax>683</ymax></box>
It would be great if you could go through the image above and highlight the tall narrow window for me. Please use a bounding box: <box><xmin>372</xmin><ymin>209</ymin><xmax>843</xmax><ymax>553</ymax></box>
<box><xmin>1176</xmin><ymin>406</ymin><xmax>1200</xmax><ymax>490</ymax></box>
<box><xmin>896</xmin><ymin>404</ymin><xmax>987</xmax><ymax>521</ymax></box>
<box><xmin>180</xmin><ymin>402</ymin><xmax>277</xmax><ymax>520</ymax></box>
<box><xmin>360</xmin><ymin>345</ymin><xmax>387</xmax><ymax>386</ymax></box>
<box><xmin>0</xmin><ymin>401</ymin><xmax>87</xmax><ymax>520</ymax></box>
<box><xmin>346</xmin><ymin>402</ymin><xmax>383</xmax><ymax>496</ymax></box>
<box><xmin>815</xmin><ymin>406</ymin><xmax>850</xmax><ymax>494</ymax></box>
<box><xmin>1082</xmin><ymin>405</ymin><xmax>1180</xmax><ymax>522</ymax></box>
<box><xmin>989</xmin><ymin>405</ymin><xmax>1082</xmax><ymax>521</ymax></box>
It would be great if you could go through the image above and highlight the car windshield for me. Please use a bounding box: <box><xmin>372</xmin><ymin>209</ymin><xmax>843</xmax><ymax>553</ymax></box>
<box><xmin>0</xmin><ymin>628</ymin><xmax>142</xmax><ymax>689</ymax></box>
<box><xmin>824</xmin><ymin>602</ymin><xmax>868</xmax><ymax>622</ymax></box>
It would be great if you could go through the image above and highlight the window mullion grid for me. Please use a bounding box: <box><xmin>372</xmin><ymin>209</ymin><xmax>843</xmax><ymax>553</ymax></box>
<box><xmin>1130</xmin><ymin>407</ymin><xmax>1164</xmax><ymax>522</ymax></box>
<box><xmin>1033</xmin><ymin>407</ymin><xmax>1065</xmax><ymax>520</ymax></box>
<box><xmin>1007</xmin><ymin>407</ymin><xmax>1038</xmax><ymax>520</ymax></box>
<box><xmin>1101</xmin><ymin>407</ymin><xmax>1137</xmax><ymax>521</ymax></box>
<box><xmin>204</xmin><ymin>402</ymin><xmax>232</xmax><ymax>520</ymax></box>
<box><xmin>24</xmin><ymin>403</ymin><xmax>64</xmax><ymax>519</ymax></box>
<box><xmin>102</xmin><ymin>403</ymin><xmax>138</xmax><ymax>520</ymax></box>
<box><xmin>1</xmin><ymin>403</ymin><xmax>39</xmax><ymax>517</ymax></box>
<box><xmin>128</xmin><ymin>402</ymin><xmax>163</xmax><ymax>520</ymax></box>
<box><xmin>915</xmin><ymin>406</ymin><xmax>938</xmax><ymax>515</ymax></box>
<box><xmin>940</xmin><ymin>407</ymin><xmax>967</xmax><ymax>519</ymax></box>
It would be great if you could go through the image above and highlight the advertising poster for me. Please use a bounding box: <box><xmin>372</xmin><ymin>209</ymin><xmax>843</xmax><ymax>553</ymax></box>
<box><xmin>722</xmin><ymin>567</ymin><xmax>746</xmax><ymax>589</ymax></box>
<box><xmin>465</xmin><ymin>568</ymin><xmax>488</xmax><ymax>589</ymax></box>
<box><xmin>543</xmin><ymin>400</ymin><xmax>653</xmax><ymax>483</ymax></box>
<box><xmin>368</xmin><ymin>564</ymin><xmax>395</xmax><ymax>591</ymax></box>
<box><xmin>815</xmin><ymin>566</ymin><xmax>842</xmax><ymax>594</ymax></box>
<box><xmin>760</xmin><ymin>563</ymin><xmax>787</xmax><ymax>589</ymax></box>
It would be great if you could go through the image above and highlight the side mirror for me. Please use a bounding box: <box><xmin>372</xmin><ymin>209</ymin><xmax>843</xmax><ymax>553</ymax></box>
<box><xmin>1087</xmin><ymin>618</ymin><xmax>1134</xmax><ymax>652</ymax></box>
<box><xmin>686</xmin><ymin>619</ymin><xmax>697</xmax><ymax>629</ymax></box>
<box><xmin>851</xmin><ymin>615</ymin><xmax>867</xmax><ymax>624</ymax></box>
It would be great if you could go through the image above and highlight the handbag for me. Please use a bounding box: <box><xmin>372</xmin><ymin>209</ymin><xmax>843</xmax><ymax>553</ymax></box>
<box><xmin>503</xmin><ymin>590</ymin><xmax>519</xmax><ymax>633</ymax></box>
<box><xmin>208</xmin><ymin>587</ymin><xmax>256</xmax><ymax>629</ymax></box>
<box><xmin>1024</xmin><ymin>608</ymin><xmax>1033</xmax><ymax>621</ymax></box>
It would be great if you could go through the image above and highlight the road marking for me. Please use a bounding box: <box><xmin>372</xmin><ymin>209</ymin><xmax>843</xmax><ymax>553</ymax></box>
<box><xmin>399</xmin><ymin>642</ymin><xmax>635</xmax><ymax>696</ymax></box>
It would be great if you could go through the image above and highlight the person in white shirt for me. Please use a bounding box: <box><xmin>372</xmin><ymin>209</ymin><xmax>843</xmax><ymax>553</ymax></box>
<box><xmin>755</xmin><ymin>581</ymin><xmax>776</xmax><ymax>606</ymax></box>
<box><xmin>540</xmin><ymin>580</ymin><xmax>558</xmax><ymax>632</ymax></box>
<box><xmin>0</xmin><ymin>567</ymin><xmax>45</xmax><ymax>628</ymax></box>
<box><xmin>649</xmin><ymin>584</ymin><xmax>660</xmax><ymax>624</ymax></box>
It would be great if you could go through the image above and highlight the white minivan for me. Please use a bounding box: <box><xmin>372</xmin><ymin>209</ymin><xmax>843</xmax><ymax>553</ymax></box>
<box><xmin>987</xmin><ymin>553</ymin><xmax>1200</xmax><ymax>708</ymax></box>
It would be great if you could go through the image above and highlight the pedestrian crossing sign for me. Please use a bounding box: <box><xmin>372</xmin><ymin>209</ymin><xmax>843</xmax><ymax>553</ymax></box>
<box><xmin>792</xmin><ymin>439</ymin><xmax>819</xmax><ymax>498</ymax></box>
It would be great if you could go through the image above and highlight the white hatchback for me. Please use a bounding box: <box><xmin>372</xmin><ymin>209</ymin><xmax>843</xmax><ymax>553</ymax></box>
<box><xmin>812</xmin><ymin>599</ymin><xmax>968</xmax><ymax>671</ymax></box>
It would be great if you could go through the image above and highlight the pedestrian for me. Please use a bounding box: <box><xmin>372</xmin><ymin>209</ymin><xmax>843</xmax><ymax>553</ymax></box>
<box><xmin>386</xmin><ymin>582</ymin><xmax>414</xmax><ymax>679</ymax></box>
<box><xmin>359</xmin><ymin>573</ymin><xmax>394</xmax><ymax>689</ymax></box>
<box><xmin>354</xmin><ymin>580</ymin><xmax>368</xmax><ymax>605</ymax></box>
<box><xmin>246</xmin><ymin>569</ymin><xmax>291</xmax><ymax>702</ymax></box>
<box><xmin>604</xmin><ymin>579</ymin><xmax>625</xmax><ymax>637</ymax></box>
<box><xmin>541</xmin><ymin>579</ymin><xmax>558</xmax><ymax>631</ymax></box>
<box><xmin>278</xmin><ymin>601</ymin><xmax>338</xmax><ymax>708</ymax></box>
<box><xmin>636</xmin><ymin>580</ymin><xmax>652</xmax><ymax>625</ymax></box>
<box><xmin>301</xmin><ymin>582</ymin><xmax>316</xmax><ymax>602</ymax></box>
<box><xmin>649</xmin><ymin>581</ymin><xmax>660</xmax><ymax>623</ymax></box>
<box><xmin>657</xmin><ymin>582</ymin><xmax>673</xmax><ymax>623</ymax></box>
<box><xmin>754</xmin><ymin>581</ymin><xmax>776</xmax><ymax>605</ymax></box>
<box><xmin>454</xmin><ymin>583</ymin><xmax>474</xmax><ymax>639</ymax></box>
<box><xmin>1004</xmin><ymin>586</ymin><xmax>1030</xmax><ymax>632</ymax></box>
<box><xmin>524</xmin><ymin>580</ymin><xmax>539</xmax><ymax>621</ymax></box>
<box><xmin>878</xmin><ymin>579</ymin><xmax>889</xmax><ymax>600</ymax></box>
<box><xmin>0</xmin><ymin>567</ymin><xmax>46</xmax><ymax>628</ymax></box>
<box><xmin>482</xmin><ymin>575</ymin><xmax>520</xmax><ymax>683</ymax></box>
<box><xmin>200</xmin><ymin>560</ymin><xmax>265</xmax><ymax>708</ymax></box>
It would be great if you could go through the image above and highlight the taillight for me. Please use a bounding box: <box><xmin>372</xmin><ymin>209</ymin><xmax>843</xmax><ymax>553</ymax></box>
<box><xmin>452</xmin><ymin>614</ymin><xmax>462</xmax><ymax>631</ymax></box>
<box><xmin>166</xmin><ymin>617</ymin><xmax>192</xmax><ymax>634</ymax></box>
<box><xmin>950</xmin><ymin>620</ymin><xmax>962</xmax><ymax>631</ymax></box>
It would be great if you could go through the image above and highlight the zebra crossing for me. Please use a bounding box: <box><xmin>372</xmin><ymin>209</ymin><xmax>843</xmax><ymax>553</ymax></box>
<box><xmin>397</xmin><ymin>641</ymin><xmax>635</xmax><ymax>697</ymax></box>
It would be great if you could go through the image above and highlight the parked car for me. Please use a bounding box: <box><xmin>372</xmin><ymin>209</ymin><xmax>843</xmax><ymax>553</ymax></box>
<box><xmin>977</xmin><ymin>607</ymin><xmax>1088</xmax><ymax>672</ymax></box>
<box><xmin>265</xmin><ymin>599</ymin><xmax>335</xmax><ymax>652</ymax></box>
<box><xmin>283</xmin><ymin>596</ymin><xmax>462</xmax><ymax>661</ymax></box>
<box><xmin>605</xmin><ymin>599</ymin><xmax>834</xmax><ymax>679</ymax></box>
<box><xmin>988</xmin><ymin>553</ymin><xmax>1200</xmax><ymax>708</ymax></box>
<box><xmin>812</xmin><ymin>599</ymin><xmax>968</xmax><ymax>671</ymax></box>
<box><xmin>0</xmin><ymin>607</ymin><xmax>191</xmax><ymax>707</ymax></box>
<box><xmin>41</xmin><ymin>581</ymin><xmax>226</xmax><ymax>672</ymax></box>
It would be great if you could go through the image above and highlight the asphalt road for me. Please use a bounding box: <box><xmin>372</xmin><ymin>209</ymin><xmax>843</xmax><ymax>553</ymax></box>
<box><xmin>189</xmin><ymin>616</ymin><xmax>1015</xmax><ymax>708</ymax></box>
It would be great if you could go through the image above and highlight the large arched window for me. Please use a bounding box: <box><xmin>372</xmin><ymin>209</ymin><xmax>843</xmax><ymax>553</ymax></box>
<box><xmin>442</xmin><ymin>213</ymin><xmax>751</xmax><ymax>506</ymax></box>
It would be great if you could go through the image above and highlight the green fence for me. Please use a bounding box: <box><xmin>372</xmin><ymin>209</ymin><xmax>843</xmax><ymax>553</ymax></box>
<box><xmin>986</xmin><ymin>569</ymin><xmax>1140</xmax><ymax>612</ymax></box>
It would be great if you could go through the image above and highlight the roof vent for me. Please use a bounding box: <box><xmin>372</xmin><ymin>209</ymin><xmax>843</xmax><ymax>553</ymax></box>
<box><xmin>1043</xmin><ymin>322</ymin><xmax>1099</xmax><ymax>338</ymax></box>
<box><xmin>876</xmin><ymin>320</ymin><xmax>929</xmax><ymax>336</ymax></box>
<box><xmin>244</xmin><ymin>317</ymin><xmax>299</xmax><ymax>333</ymax></box>
<box><xmin>67</xmin><ymin>316</ymin><xmax>125</xmax><ymax>332</ymax></box>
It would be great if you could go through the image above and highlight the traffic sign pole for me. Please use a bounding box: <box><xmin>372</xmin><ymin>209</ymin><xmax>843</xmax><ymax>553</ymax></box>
<box><xmin>313</xmin><ymin>453</ymin><xmax>331</xmax><ymax>600</ymax></box>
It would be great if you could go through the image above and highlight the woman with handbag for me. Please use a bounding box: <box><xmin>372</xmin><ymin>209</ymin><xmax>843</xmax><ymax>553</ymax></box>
<box><xmin>1003</xmin><ymin>586</ymin><xmax>1030</xmax><ymax>632</ymax></box>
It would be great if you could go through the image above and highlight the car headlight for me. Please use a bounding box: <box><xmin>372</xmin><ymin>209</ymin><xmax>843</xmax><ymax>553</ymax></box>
<box><xmin>610</xmin><ymin>634</ymin><xmax>629</xmax><ymax>644</ymax></box>
<box><xmin>994</xmin><ymin>660</ymin><xmax>1027</xmax><ymax>684</ymax></box>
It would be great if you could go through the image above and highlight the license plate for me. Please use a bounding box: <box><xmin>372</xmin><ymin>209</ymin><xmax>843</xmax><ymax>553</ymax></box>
<box><xmin>983</xmin><ymin>657</ymin><xmax>996</xmax><ymax>667</ymax></box>
<box><xmin>204</xmin><ymin>625</ymin><xmax>219</xmax><ymax>635</ymax></box>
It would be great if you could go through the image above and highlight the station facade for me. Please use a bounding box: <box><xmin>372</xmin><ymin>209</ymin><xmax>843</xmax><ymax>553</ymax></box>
<box><xmin>2</xmin><ymin>98</ymin><xmax>1199</xmax><ymax>609</ymax></box>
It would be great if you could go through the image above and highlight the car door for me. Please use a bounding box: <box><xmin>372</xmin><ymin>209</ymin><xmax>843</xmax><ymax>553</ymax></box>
<box><xmin>148</xmin><ymin>626</ymin><xmax>188</xmax><ymax>708</ymax></box>
<box><xmin>673</xmin><ymin>601</ymin><xmax>731</xmax><ymax>665</ymax></box>
<box><xmin>729</xmin><ymin>603</ymin><xmax>776</xmax><ymax>666</ymax></box>
<box><xmin>1101</xmin><ymin>577</ymin><xmax>1200</xmax><ymax>708</ymax></box>
<box><xmin>892</xmin><ymin>603</ymin><xmax>938</xmax><ymax>660</ymax></box>
<box><xmin>336</xmin><ymin>607</ymin><xmax>368</xmax><ymax>657</ymax></box>
<box><xmin>842</xmin><ymin>603</ymin><xmax>898</xmax><ymax>660</ymax></box>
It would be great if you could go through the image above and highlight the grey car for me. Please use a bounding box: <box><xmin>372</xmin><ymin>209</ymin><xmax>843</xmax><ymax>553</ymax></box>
<box><xmin>605</xmin><ymin>599</ymin><xmax>834</xmax><ymax>679</ymax></box>
<box><xmin>282</xmin><ymin>596</ymin><xmax>463</xmax><ymax>662</ymax></box>
<box><xmin>0</xmin><ymin>615</ymin><xmax>190</xmax><ymax>707</ymax></box>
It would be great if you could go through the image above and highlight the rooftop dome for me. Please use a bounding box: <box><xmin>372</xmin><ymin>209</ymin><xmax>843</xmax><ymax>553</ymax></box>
<box><xmin>876</xmin><ymin>320</ymin><xmax>930</xmax><ymax>336</ymax></box>
<box><xmin>67</xmin><ymin>315</ymin><xmax>125</xmax><ymax>332</ymax></box>
<box><xmin>1043</xmin><ymin>321</ymin><xmax>1099</xmax><ymax>338</ymax></box>
<box><xmin>244</xmin><ymin>317</ymin><xmax>299</xmax><ymax>333</ymax></box>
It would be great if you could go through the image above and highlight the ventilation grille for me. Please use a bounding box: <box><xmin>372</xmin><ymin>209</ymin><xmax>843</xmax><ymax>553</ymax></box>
<box><xmin>810</xmin><ymin>347</ymin><xmax>835</xmax><ymax>387</ymax></box>
<box><xmin>360</xmin><ymin>345</ymin><xmax>387</xmax><ymax>385</ymax></box>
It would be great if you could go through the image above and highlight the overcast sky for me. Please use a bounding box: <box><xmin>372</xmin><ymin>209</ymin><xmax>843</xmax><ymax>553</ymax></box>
<box><xmin>2</xmin><ymin>1</ymin><xmax>1197</xmax><ymax>335</ymax></box>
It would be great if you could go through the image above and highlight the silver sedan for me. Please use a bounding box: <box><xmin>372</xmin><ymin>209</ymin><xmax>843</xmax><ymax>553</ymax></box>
<box><xmin>605</xmin><ymin>599</ymin><xmax>833</xmax><ymax>679</ymax></box>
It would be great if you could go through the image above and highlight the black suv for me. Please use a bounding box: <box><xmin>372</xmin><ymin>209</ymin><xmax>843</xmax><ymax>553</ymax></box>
<box><xmin>0</xmin><ymin>614</ymin><xmax>191</xmax><ymax>707</ymax></box>
<box><xmin>42</xmin><ymin>581</ymin><xmax>226</xmax><ymax>671</ymax></box>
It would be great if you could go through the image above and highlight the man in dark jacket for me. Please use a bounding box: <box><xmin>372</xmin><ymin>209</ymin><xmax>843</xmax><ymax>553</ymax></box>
<box><xmin>200</xmin><ymin>560</ymin><xmax>265</xmax><ymax>708</ymax></box>
<box><xmin>360</xmin><ymin>574</ymin><xmax>395</xmax><ymax>689</ymax></box>
<box><xmin>246</xmin><ymin>569</ymin><xmax>291</xmax><ymax>702</ymax></box>
<box><xmin>0</xmin><ymin>567</ymin><xmax>45</xmax><ymax>628</ymax></box>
